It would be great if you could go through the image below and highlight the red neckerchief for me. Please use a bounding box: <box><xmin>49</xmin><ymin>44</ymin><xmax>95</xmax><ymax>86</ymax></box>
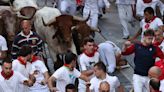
<box><xmin>64</xmin><ymin>64</ymin><xmax>71</xmax><ymax>70</ymax></box>
<box><xmin>1</xmin><ymin>70</ymin><xmax>14</xmax><ymax>80</ymax></box>
<box><xmin>143</xmin><ymin>0</ymin><xmax>152</xmax><ymax>3</ymax></box>
<box><xmin>145</xmin><ymin>16</ymin><xmax>157</xmax><ymax>29</ymax></box>
<box><xmin>153</xmin><ymin>39</ymin><xmax>164</xmax><ymax>46</ymax></box>
<box><xmin>83</xmin><ymin>50</ymin><xmax>96</xmax><ymax>57</ymax></box>
<box><xmin>31</xmin><ymin>55</ymin><xmax>38</xmax><ymax>63</ymax></box>
<box><xmin>17</xmin><ymin>57</ymin><xmax>26</xmax><ymax>67</ymax></box>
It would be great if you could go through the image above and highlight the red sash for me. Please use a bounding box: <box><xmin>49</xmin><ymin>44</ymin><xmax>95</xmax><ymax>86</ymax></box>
<box><xmin>144</xmin><ymin>16</ymin><xmax>157</xmax><ymax>30</ymax></box>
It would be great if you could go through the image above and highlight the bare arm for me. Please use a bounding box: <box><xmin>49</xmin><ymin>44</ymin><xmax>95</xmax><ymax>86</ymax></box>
<box><xmin>79</xmin><ymin>73</ymin><xmax>90</xmax><ymax>82</ymax></box>
<box><xmin>0</xmin><ymin>51</ymin><xmax>7</xmax><ymax>60</ymax></box>
<box><xmin>117</xmin><ymin>85</ymin><xmax>125</xmax><ymax>92</ymax></box>
<box><xmin>23</xmin><ymin>74</ymin><xmax>36</xmax><ymax>87</ymax></box>
<box><xmin>129</xmin><ymin>28</ymin><xmax>142</xmax><ymax>41</ymax></box>
<box><xmin>48</xmin><ymin>76</ymin><xmax>58</xmax><ymax>92</ymax></box>
<box><xmin>81</xmin><ymin>69</ymin><xmax>94</xmax><ymax>77</ymax></box>
<box><xmin>41</xmin><ymin>71</ymin><xmax>50</xmax><ymax>85</ymax></box>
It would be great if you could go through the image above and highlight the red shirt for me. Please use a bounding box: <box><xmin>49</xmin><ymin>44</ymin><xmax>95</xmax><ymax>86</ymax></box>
<box><xmin>122</xmin><ymin>43</ymin><xmax>164</xmax><ymax>59</ymax></box>
<box><xmin>155</xmin><ymin>59</ymin><xmax>164</xmax><ymax>80</ymax></box>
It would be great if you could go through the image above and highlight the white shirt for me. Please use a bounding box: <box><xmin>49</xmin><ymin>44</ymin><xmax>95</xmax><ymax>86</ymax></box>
<box><xmin>29</xmin><ymin>60</ymin><xmax>49</xmax><ymax>91</ymax></box>
<box><xmin>12</xmin><ymin>59</ymin><xmax>31</xmax><ymax>92</ymax></box>
<box><xmin>0</xmin><ymin>35</ymin><xmax>8</xmax><ymax>63</ymax></box>
<box><xmin>160</xmin><ymin>79</ymin><xmax>164</xmax><ymax>92</ymax></box>
<box><xmin>90</xmin><ymin>74</ymin><xmax>120</xmax><ymax>92</ymax></box>
<box><xmin>140</xmin><ymin>17</ymin><xmax>163</xmax><ymax>40</ymax></box>
<box><xmin>136</xmin><ymin>0</ymin><xmax>164</xmax><ymax>17</ymax></box>
<box><xmin>52</xmin><ymin>66</ymin><xmax>81</xmax><ymax>92</ymax></box>
<box><xmin>78</xmin><ymin>52</ymin><xmax>99</xmax><ymax>89</ymax></box>
<box><xmin>116</xmin><ymin>0</ymin><xmax>135</xmax><ymax>4</ymax></box>
<box><xmin>0</xmin><ymin>71</ymin><xmax>28</xmax><ymax>92</ymax></box>
<box><xmin>79</xmin><ymin>52</ymin><xmax>100</xmax><ymax>71</ymax></box>
<box><xmin>159</xmin><ymin>40</ymin><xmax>164</xmax><ymax>53</ymax></box>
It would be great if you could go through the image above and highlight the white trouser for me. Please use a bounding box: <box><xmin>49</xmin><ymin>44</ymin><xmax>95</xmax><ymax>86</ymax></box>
<box><xmin>60</xmin><ymin>0</ymin><xmax>76</xmax><ymax>15</ymax></box>
<box><xmin>133</xmin><ymin>74</ymin><xmax>150</xmax><ymax>92</ymax></box>
<box><xmin>98</xmin><ymin>43</ymin><xmax>116</xmax><ymax>73</ymax></box>
<box><xmin>83</xmin><ymin>8</ymin><xmax>98</xmax><ymax>28</ymax></box>
<box><xmin>98</xmin><ymin>0</ymin><xmax>105</xmax><ymax>14</ymax></box>
<box><xmin>117</xmin><ymin>4</ymin><xmax>133</xmax><ymax>37</ymax></box>
<box><xmin>29</xmin><ymin>88</ymin><xmax>50</xmax><ymax>92</ymax></box>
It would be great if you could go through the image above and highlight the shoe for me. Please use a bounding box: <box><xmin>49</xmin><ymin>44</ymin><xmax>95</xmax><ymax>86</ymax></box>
<box><xmin>102</xmin><ymin>7</ymin><xmax>106</xmax><ymax>14</ymax></box>
<box><xmin>122</xmin><ymin>35</ymin><xmax>129</xmax><ymax>39</ymax></box>
<box><xmin>98</xmin><ymin>14</ymin><xmax>103</xmax><ymax>19</ymax></box>
<box><xmin>129</xmin><ymin>21</ymin><xmax>135</xmax><ymax>27</ymax></box>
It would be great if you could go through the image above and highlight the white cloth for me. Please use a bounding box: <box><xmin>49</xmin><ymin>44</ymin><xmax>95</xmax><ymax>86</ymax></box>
<box><xmin>140</xmin><ymin>17</ymin><xmax>163</xmax><ymax>40</ymax></box>
<box><xmin>52</xmin><ymin>66</ymin><xmax>81</xmax><ymax>92</ymax></box>
<box><xmin>29</xmin><ymin>60</ymin><xmax>49</xmax><ymax>92</ymax></box>
<box><xmin>158</xmin><ymin>40</ymin><xmax>164</xmax><ymax>53</ymax></box>
<box><xmin>160</xmin><ymin>79</ymin><xmax>164</xmax><ymax>92</ymax></box>
<box><xmin>116</xmin><ymin>0</ymin><xmax>135</xmax><ymax>4</ymax></box>
<box><xmin>98</xmin><ymin>0</ymin><xmax>110</xmax><ymax>8</ymax></box>
<box><xmin>78</xmin><ymin>52</ymin><xmax>99</xmax><ymax>92</ymax></box>
<box><xmin>0</xmin><ymin>35</ymin><xmax>8</xmax><ymax>63</ymax></box>
<box><xmin>98</xmin><ymin>0</ymin><xmax>111</xmax><ymax>15</ymax></box>
<box><xmin>12</xmin><ymin>59</ymin><xmax>31</xmax><ymax>92</ymax></box>
<box><xmin>0</xmin><ymin>71</ymin><xmax>28</xmax><ymax>92</ymax></box>
<box><xmin>136</xmin><ymin>0</ymin><xmax>164</xmax><ymax>17</ymax></box>
<box><xmin>59</xmin><ymin>0</ymin><xmax>77</xmax><ymax>15</ymax></box>
<box><xmin>133</xmin><ymin>74</ymin><xmax>150</xmax><ymax>92</ymax></box>
<box><xmin>90</xmin><ymin>74</ymin><xmax>120</xmax><ymax>92</ymax></box>
<box><xmin>98</xmin><ymin>41</ymin><xmax>121</xmax><ymax>73</ymax></box>
<box><xmin>83</xmin><ymin>0</ymin><xmax>99</xmax><ymax>28</ymax></box>
<box><xmin>116</xmin><ymin>0</ymin><xmax>135</xmax><ymax>37</ymax></box>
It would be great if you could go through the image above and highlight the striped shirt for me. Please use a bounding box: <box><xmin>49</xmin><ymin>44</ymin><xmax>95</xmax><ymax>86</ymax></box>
<box><xmin>11</xmin><ymin>31</ymin><xmax>43</xmax><ymax>59</ymax></box>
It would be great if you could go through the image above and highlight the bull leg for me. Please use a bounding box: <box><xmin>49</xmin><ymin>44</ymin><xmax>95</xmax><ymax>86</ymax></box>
<box><xmin>46</xmin><ymin>46</ymin><xmax>57</xmax><ymax>74</ymax></box>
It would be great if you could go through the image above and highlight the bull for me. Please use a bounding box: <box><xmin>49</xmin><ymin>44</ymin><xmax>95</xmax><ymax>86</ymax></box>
<box><xmin>0</xmin><ymin>6</ymin><xmax>17</xmax><ymax>41</ymax></box>
<box><xmin>34</xmin><ymin>6</ymin><xmax>98</xmax><ymax>70</ymax></box>
<box><xmin>11</xmin><ymin>0</ymin><xmax>38</xmax><ymax>19</ymax></box>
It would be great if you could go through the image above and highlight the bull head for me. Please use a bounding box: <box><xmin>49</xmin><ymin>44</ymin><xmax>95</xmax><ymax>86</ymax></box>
<box><xmin>0</xmin><ymin>10</ymin><xmax>17</xmax><ymax>41</ymax></box>
<box><xmin>42</xmin><ymin>14</ymin><xmax>92</xmax><ymax>47</ymax></box>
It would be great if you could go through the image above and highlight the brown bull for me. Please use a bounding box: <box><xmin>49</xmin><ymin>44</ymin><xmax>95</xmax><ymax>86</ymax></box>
<box><xmin>42</xmin><ymin>14</ymin><xmax>90</xmax><ymax>48</ymax></box>
<box><xmin>72</xmin><ymin>21</ymin><xmax>100</xmax><ymax>54</ymax></box>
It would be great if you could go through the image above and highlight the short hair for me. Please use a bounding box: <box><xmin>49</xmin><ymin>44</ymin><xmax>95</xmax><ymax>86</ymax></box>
<box><xmin>65</xmin><ymin>84</ymin><xmax>76</xmax><ymax>92</ymax></box>
<box><xmin>94</xmin><ymin>62</ymin><xmax>107</xmax><ymax>73</ymax></box>
<box><xmin>144</xmin><ymin>7</ymin><xmax>154</xmax><ymax>15</ymax></box>
<box><xmin>2</xmin><ymin>57</ymin><xmax>12</xmax><ymax>65</ymax></box>
<box><xmin>82</xmin><ymin>37</ymin><xmax>94</xmax><ymax>46</ymax></box>
<box><xmin>18</xmin><ymin>45</ymin><xmax>33</xmax><ymax>57</ymax></box>
<box><xmin>143</xmin><ymin>29</ymin><xmax>155</xmax><ymax>36</ymax></box>
<box><xmin>149</xmin><ymin>78</ymin><xmax>160</xmax><ymax>90</ymax></box>
<box><xmin>65</xmin><ymin>51</ymin><xmax>77</xmax><ymax>64</ymax></box>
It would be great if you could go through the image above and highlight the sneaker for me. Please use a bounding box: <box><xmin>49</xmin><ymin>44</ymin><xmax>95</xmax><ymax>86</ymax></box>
<box><xmin>102</xmin><ymin>7</ymin><xmax>106</xmax><ymax>14</ymax></box>
<box><xmin>98</xmin><ymin>14</ymin><xmax>103</xmax><ymax>19</ymax></box>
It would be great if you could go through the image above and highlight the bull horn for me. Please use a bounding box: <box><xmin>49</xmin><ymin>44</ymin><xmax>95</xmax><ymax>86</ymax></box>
<box><xmin>42</xmin><ymin>17</ymin><xmax>56</xmax><ymax>26</ymax></box>
<box><xmin>91</xmin><ymin>27</ymin><xmax>101</xmax><ymax>33</ymax></box>
<box><xmin>9</xmin><ymin>1</ymin><xmax>19</xmax><ymax>12</ymax></box>
<box><xmin>17</xmin><ymin>13</ymin><xmax>31</xmax><ymax>20</ymax></box>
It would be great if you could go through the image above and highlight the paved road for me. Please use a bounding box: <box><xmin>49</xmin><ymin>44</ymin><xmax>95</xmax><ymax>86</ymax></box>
<box><xmin>37</xmin><ymin>0</ymin><xmax>140</xmax><ymax>91</ymax></box>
